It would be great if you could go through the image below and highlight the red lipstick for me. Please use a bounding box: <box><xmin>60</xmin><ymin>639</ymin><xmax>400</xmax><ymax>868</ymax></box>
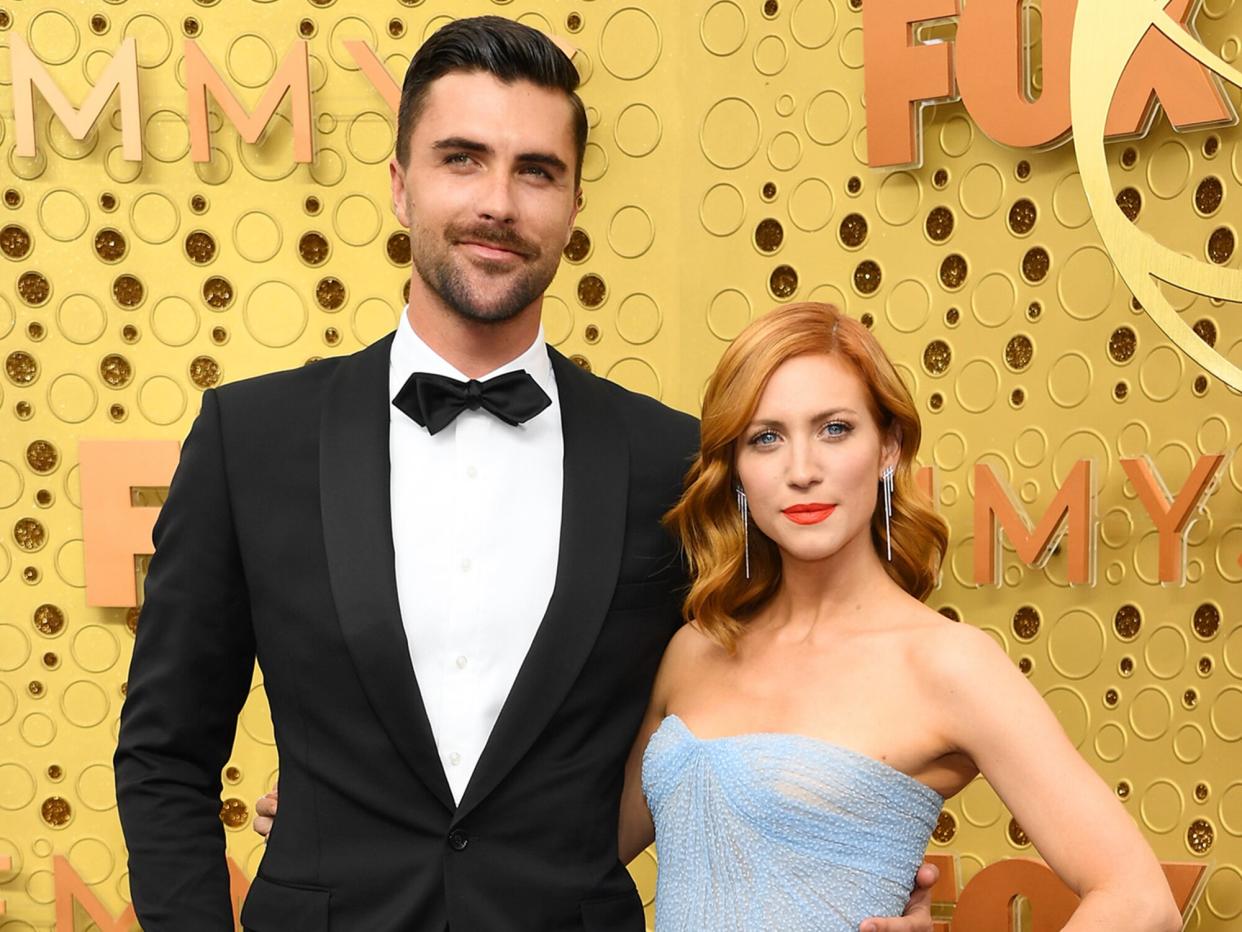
<box><xmin>782</xmin><ymin>503</ymin><xmax>836</xmax><ymax>525</ymax></box>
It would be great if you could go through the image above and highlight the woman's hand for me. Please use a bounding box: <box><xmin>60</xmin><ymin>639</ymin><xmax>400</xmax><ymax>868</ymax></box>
<box><xmin>253</xmin><ymin>784</ymin><xmax>277</xmax><ymax>840</ymax></box>
<box><xmin>860</xmin><ymin>861</ymin><xmax>940</xmax><ymax>932</ymax></box>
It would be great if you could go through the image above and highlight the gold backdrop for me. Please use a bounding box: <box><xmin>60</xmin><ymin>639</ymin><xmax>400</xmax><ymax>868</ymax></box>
<box><xmin>1</xmin><ymin>0</ymin><xmax>1240</xmax><ymax>929</ymax></box>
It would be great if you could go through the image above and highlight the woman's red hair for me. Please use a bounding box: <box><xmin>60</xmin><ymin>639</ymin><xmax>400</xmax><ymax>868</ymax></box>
<box><xmin>664</xmin><ymin>302</ymin><xmax>948</xmax><ymax>651</ymax></box>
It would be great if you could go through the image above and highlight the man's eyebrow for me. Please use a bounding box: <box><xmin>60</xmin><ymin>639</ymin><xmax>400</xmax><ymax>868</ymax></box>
<box><xmin>432</xmin><ymin>137</ymin><xmax>492</xmax><ymax>154</ymax></box>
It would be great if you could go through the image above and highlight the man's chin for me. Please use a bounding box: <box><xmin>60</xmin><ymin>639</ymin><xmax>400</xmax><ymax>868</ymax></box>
<box><xmin>457</xmin><ymin>306</ymin><xmax>524</xmax><ymax>324</ymax></box>
<box><xmin>444</xmin><ymin>288</ymin><xmax>538</xmax><ymax>324</ymax></box>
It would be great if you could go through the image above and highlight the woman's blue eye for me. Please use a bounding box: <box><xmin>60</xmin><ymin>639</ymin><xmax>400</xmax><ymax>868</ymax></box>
<box><xmin>822</xmin><ymin>421</ymin><xmax>851</xmax><ymax>437</ymax></box>
<box><xmin>749</xmin><ymin>429</ymin><xmax>779</xmax><ymax>446</ymax></box>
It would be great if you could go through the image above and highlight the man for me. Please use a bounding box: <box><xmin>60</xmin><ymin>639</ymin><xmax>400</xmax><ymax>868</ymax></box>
<box><xmin>115</xmin><ymin>17</ymin><xmax>936</xmax><ymax>931</ymax></box>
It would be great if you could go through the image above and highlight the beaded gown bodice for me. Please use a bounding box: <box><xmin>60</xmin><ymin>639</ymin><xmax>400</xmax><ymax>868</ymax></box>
<box><xmin>642</xmin><ymin>714</ymin><xmax>943</xmax><ymax>932</ymax></box>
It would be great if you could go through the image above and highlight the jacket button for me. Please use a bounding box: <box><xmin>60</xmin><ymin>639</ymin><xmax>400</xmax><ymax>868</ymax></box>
<box><xmin>448</xmin><ymin>831</ymin><xmax>468</xmax><ymax>851</ymax></box>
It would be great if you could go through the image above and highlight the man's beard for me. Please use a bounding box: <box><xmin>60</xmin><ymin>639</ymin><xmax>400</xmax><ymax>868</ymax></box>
<box><xmin>410</xmin><ymin>216</ymin><xmax>560</xmax><ymax>325</ymax></box>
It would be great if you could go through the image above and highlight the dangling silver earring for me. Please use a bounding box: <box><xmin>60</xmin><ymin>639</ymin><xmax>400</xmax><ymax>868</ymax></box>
<box><xmin>881</xmin><ymin>465</ymin><xmax>895</xmax><ymax>561</ymax></box>
<box><xmin>735</xmin><ymin>485</ymin><xmax>751</xmax><ymax>579</ymax></box>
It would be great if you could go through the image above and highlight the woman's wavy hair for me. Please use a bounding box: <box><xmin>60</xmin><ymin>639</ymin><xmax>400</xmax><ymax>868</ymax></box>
<box><xmin>664</xmin><ymin>302</ymin><xmax>948</xmax><ymax>651</ymax></box>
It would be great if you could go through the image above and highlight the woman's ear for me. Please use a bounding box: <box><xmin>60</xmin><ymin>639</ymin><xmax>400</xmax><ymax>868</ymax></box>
<box><xmin>883</xmin><ymin>424</ymin><xmax>903</xmax><ymax>472</ymax></box>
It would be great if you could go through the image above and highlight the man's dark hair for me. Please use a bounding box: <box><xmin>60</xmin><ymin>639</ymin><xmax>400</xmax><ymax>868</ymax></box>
<box><xmin>396</xmin><ymin>16</ymin><xmax>588</xmax><ymax>186</ymax></box>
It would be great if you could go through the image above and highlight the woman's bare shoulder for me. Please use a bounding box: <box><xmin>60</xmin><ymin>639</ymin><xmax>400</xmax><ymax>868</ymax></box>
<box><xmin>910</xmin><ymin>606</ymin><xmax>1019</xmax><ymax>685</ymax></box>
<box><xmin>649</xmin><ymin>622</ymin><xmax>726</xmax><ymax>710</ymax></box>
<box><xmin>666</xmin><ymin>620</ymin><xmax>727</xmax><ymax>665</ymax></box>
<box><xmin>885</xmin><ymin>598</ymin><xmax>1011</xmax><ymax>677</ymax></box>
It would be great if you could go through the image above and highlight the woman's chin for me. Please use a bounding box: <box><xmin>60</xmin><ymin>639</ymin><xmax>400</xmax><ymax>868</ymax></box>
<box><xmin>774</xmin><ymin>537</ymin><xmax>846</xmax><ymax>566</ymax></box>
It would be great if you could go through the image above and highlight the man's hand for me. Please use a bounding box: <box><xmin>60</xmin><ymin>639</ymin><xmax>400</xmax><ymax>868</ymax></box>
<box><xmin>860</xmin><ymin>861</ymin><xmax>940</xmax><ymax>932</ymax></box>
<box><xmin>253</xmin><ymin>785</ymin><xmax>278</xmax><ymax>839</ymax></box>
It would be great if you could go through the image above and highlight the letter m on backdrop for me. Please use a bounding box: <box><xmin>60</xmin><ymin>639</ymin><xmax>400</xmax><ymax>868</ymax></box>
<box><xmin>185</xmin><ymin>39</ymin><xmax>312</xmax><ymax>161</ymax></box>
<box><xmin>972</xmin><ymin>460</ymin><xmax>1096</xmax><ymax>586</ymax></box>
<box><xmin>11</xmin><ymin>35</ymin><xmax>141</xmax><ymax>160</ymax></box>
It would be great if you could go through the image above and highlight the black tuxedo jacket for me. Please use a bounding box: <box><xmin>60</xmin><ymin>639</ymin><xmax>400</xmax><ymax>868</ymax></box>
<box><xmin>114</xmin><ymin>333</ymin><xmax>699</xmax><ymax>931</ymax></box>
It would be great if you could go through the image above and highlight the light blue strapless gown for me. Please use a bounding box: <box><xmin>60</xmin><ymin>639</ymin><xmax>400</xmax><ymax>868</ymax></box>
<box><xmin>642</xmin><ymin>714</ymin><xmax>944</xmax><ymax>932</ymax></box>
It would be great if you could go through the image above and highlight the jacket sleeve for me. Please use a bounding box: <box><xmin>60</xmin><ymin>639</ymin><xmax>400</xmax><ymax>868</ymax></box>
<box><xmin>114</xmin><ymin>387</ymin><xmax>256</xmax><ymax>931</ymax></box>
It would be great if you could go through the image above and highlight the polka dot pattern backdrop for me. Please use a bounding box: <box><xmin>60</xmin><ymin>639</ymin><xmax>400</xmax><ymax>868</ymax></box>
<box><xmin>0</xmin><ymin>1</ymin><xmax>1240</xmax><ymax>928</ymax></box>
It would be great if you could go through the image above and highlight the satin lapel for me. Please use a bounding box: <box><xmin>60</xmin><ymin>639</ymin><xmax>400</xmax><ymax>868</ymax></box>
<box><xmin>453</xmin><ymin>349</ymin><xmax>629</xmax><ymax>824</ymax></box>
<box><xmin>319</xmin><ymin>333</ymin><xmax>454</xmax><ymax>812</ymax></box>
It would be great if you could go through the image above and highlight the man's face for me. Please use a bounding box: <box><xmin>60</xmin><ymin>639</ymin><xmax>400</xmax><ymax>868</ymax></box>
<box><xmin>390</xmin><ymin>70</ymin><xmax>581</xmax><ymax>325</ymax></box>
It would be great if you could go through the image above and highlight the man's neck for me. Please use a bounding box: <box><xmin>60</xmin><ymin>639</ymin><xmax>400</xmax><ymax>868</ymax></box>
<box><xmin>405</xmin><ymin>295</ymin><xmax>543</xmax><ymax>379</ymax></box>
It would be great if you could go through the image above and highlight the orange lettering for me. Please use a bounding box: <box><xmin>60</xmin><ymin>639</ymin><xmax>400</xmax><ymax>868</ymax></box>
<box><xmin>865</xmin><ymin>0</ymin><xmax>1235</xmax><ymax>166</ymax></box>
<box><xmin>1121</xmin><ymin>453</ymin><xmax>1226</xmax><ymax>584</ymax></box>
<box><xmin>186</xmin><ymin>39</ymin><xmax>313</xmax><ymax>162</ymax></box>
<box><xmin>55</xmin><ymin>854</ymin><xmax>251</xmax><ymax>930</ymax></box>
<box><xmin>925</xmin><ymin>852</ymin><xmax>959</xmax><ymax>931</ymax></box>
<box><xmin>344</xmin><ymin>40</ymin><xmax>401</xmax><ymax>112</ymax></box>
<box><xmin>916</xmin><ymin>464</ymin><xmax>936</xmax><ymax>504</ymax></box>
<box><xmin>11</xmin><ymin>35</ymin><xmax>142</xmax><ymax>160</ymax></box>
<box><xmin>80</xmin><ymin>440</ymin><xmax>179</xmax><ymax>608</ymax></box>
<box><xmin>863</xmin><ymin>0</ymin><xmax>959</xmax><ymax>166</ymax></box>
<box><xmin>949</xmin><ymin>857</ymin><xmax>1204</xmax><ymax>929</ymax></box>
<box><xmin>227</xmin><ymin>856</ymin><xmax>253</xmax><ymax>926</ymax></box>
<box><xmin>1105</xmin><ymin>0</ymin><xmax>1234</xmax><ymax>137</ymax></box>
<box><xmin>955</xmin><ymin>0</ymin><xmax>1073</xmax><ymax>148</ymax></box>
<box><xmin>953</xmin><ymin>858</ymin><xmax>1080</xmax><ymax>930</ymax></box>
<box><xmin>1160</xmin><ymin>861</ymin><xmax>1209</xmax><ymax>917</ymax></box>
<box><xmin>972</xmin><ymin>460</ymin><xmax>1095</xmax><ymax>585</ymax></box>
<box><xmin>54</xmin><ymin>855</ymin><xmax>137</xmax><ymax>931</ymax></box>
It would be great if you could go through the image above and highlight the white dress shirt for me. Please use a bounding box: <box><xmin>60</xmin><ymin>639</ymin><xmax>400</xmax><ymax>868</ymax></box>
<box><xmin>389</xmin><ymin>310</ymin><xmax>563</xmax><ymax>804</ymax></box>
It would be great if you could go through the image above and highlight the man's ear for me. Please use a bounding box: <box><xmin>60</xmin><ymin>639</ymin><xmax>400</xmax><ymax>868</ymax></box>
<box><xmin>390</xmin><ymin>158</ymin><xmax>411</xmax><ymax>227</ymax></box>
<box><xmin>566</xmin><ymin>186</ymin><xmax>582</xmax><ymax>240</ymax></box>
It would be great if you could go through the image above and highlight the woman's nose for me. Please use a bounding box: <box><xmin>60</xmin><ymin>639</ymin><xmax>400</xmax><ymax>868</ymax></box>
<box><xmin>786</xmin><ymin>438</ymin><xmax>822</xmax><ymax>488</ymax></box>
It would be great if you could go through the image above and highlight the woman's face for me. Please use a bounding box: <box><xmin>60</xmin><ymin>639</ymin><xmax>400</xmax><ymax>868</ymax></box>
<box><xmin>734</xmin><ymin>353</ymin><xmax>896</xmax><ymax>566</ymax></box>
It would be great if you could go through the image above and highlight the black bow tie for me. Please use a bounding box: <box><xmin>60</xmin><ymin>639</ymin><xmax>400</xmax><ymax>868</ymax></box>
<box><xmin>393</xmin><ymin>370</ymin><xmax>551</xmax><ymax>436</ymax></box>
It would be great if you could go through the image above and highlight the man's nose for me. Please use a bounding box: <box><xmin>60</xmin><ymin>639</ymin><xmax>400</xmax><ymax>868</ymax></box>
<box><xmin>476</xmin><ymin>171</ymin><xmax>518</xmax><ymax>224</ymax></box>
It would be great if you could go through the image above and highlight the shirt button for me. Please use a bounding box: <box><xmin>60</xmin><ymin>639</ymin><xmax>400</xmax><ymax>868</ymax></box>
<box><xmin>460</xmin><ymin>558</ymin><xmax>471</xmax><ymax>572</ymax></box>
<box><xmin>448</xmin><ymin>831</ymin><xmax>468</xmax><ymax>851</ymax></box>
<box><xmin>456</xmin><ymin>655</ymin><xmax>468</xmax><ymax>669</ymax></box>
<box><xmin>449</xmin><ymin>752</ymin><xmax>461</xmax><ymax>766</ymax></box>
<box><xmin>466</xmin><ymin>465</ymin><xmax>478</xmax><ymax>479</ymax></box>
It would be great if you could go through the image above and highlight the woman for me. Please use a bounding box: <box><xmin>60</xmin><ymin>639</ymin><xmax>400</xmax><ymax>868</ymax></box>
<box><xmin>616</xmin><ymin>303</ymin><xmax>1179</xmax><ymax>931</ymax></box>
